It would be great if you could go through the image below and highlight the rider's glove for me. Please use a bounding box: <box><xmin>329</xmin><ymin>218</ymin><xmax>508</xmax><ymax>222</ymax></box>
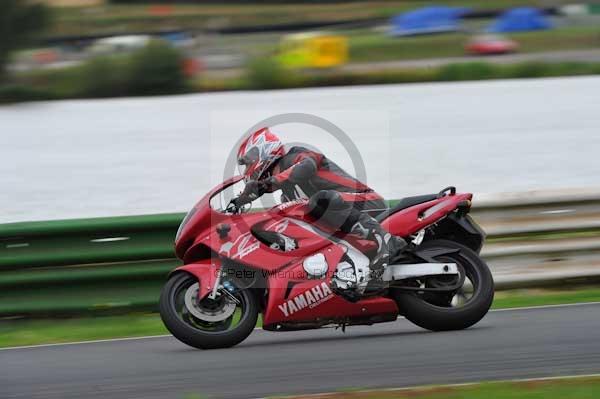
<box><xmin>226</xmin><ymin>198</ymin><xmax>240</xmax><ymax>213</ymax></box>
<box><xmin>243</xmin><ymin>180</ymin><xmax>266</xmax><ymax>200</ymax></box>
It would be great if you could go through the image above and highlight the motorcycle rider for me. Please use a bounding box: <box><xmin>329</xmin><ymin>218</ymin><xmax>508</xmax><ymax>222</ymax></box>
<box><xmin>231</xmin><ymin>127</ymin><xmax>407</xmax><ymax>297</ymax></box>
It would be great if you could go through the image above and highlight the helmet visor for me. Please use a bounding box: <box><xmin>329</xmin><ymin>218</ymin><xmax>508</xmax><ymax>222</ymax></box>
<box><xmin>238</xmin><ymin>146</ymin><xmax>260</xmax><ymax>178</ymax></box>
<box><xmin>238</xmin><ymin>146</ymin><xmax>259</xmax><ymax>166</ymax></box>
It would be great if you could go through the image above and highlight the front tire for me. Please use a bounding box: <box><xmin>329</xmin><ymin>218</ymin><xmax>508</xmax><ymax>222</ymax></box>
<box><xmin>393</xmin><ymin>239</ymin><xmax>494</xmax><ymax>331</ymax></box>
<box><xmin>159</xmin><ymin>272</ymin><xmax>259</xmax><ymax>349</ymax></box>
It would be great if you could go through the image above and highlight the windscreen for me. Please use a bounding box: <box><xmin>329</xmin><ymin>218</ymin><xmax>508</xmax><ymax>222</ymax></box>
<box><xmin>209</xmin><ymin>179</ymin><xmax>247</xmax><ymax>212</ymax></box>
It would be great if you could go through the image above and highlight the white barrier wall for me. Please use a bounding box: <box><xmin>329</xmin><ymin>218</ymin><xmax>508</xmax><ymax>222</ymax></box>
<box><xmin>1</xmin><ymin>76</ymin><xmax>600</xmax><ymax>223</ymax></box>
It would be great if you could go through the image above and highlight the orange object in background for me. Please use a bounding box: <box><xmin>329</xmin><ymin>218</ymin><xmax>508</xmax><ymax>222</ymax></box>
<box><xmin>148</xmin><ymin>5</ymin><xmax>174</xmax><ymax>16</ymax></box>
<box><xmin>182</xmin><ymin>58</ymin><xmax>203</xmax><ymax>77</ymax></box>
<box><xmin>33</xmin><ymin>49</ymin><xmax>59</xmax><ymax>64</ymax></box>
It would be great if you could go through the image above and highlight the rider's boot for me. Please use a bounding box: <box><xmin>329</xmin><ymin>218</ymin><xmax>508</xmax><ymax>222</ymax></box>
<box><xmin>331</xmin><ymin>217</ymin><xmax>407</xmax><ymax>301</ymax></box>
<box><xmin>359</xmin><ymin>225</ymin><xmax>407</xmax><ymax>296</ymax></box>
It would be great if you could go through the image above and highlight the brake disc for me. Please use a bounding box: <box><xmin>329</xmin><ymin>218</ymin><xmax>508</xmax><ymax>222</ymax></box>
<box><xmin>184</xmin><ymin>283</ymin><xmax>236</xmax><ymax>322</ymax></box>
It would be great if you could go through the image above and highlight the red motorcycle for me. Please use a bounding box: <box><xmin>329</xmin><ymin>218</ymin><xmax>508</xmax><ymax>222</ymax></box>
<box><xmin>160</xmin><ymin>176</ymin><xmax>494</xmax><ymax>349</ymax></box>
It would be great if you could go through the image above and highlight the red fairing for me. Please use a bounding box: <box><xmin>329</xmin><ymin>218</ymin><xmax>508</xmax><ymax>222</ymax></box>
<box><xmin>175</xmin><ymin>176</ymin><xmax>244</xmax><ymax>259</ymax></box>
<box><xmin>173</xmin><ymin>260</ymin><xmax>221</xmax><ymax>301</ymax></box>
<box><xmin>184</xmin><ymin>213</ymin><xmax>335</xmax><ymax>272</ymax></box>
<box><xmin>262</xmin><ymin>246</ymin><xmax>398</xmax><ymax>326</ymax></box>
<box><xmin>381</xmin><ymin>193</ymin><xmax>472</xmax><ymax>237</ymax></box>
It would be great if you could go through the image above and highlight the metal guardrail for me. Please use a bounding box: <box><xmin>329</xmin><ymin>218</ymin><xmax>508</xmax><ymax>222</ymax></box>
<box><xmin>1</xmin><ymin>195</ymin><xmax>599</xmax><ymax>317</ymax></box>
<box><xmin>0</xmin><ymin>214</ymin><xmax>182</xmax><ymax>317</ymax></box>
<box><xmin>473</xmin><ymin>194</ymin><xmax>600</xmax><ymax>289</ymax></box>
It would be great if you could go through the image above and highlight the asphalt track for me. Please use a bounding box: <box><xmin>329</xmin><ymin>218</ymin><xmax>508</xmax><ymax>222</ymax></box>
<box><xmin>2</xmin><ymin>303</ymin><xmax>600</xmax><ymax>399</ymax></box>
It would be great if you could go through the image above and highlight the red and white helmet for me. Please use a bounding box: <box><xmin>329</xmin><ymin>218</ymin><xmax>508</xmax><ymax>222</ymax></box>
<box><xmin>237</xmin><ymin>127</ymin><xmax>284</xmax><ymax>182</ymax></box>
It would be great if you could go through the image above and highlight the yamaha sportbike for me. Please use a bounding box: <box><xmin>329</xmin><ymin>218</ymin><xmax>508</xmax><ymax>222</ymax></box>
<box><xmin>159</xmin><ymin>176</ymin><xmax>494</xmax><ymax>349</ymax></box>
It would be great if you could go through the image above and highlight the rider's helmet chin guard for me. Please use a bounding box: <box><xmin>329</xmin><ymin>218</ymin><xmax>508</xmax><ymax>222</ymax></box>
<box><xmin>237</xmin><ymin>127</ymin><xmax>284</xmax><ymax>182</ymax></box>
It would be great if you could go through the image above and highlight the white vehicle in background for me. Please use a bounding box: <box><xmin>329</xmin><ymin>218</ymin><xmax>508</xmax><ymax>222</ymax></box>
<box><xmin>88</xmin><ymin>35</ymin><xmax>151</xmax><ymax>55</ymax></box>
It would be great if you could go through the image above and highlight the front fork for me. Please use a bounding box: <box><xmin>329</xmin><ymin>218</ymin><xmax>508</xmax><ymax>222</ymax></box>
<box><xmin>207</xmin><ymin>257</ymin><xmax>241</xmax><ymax>305</ymax></box>
<box><xmin>208</xmin><ymin>265</ymin><xmax>223</xmax><ymax>300</ymax></box>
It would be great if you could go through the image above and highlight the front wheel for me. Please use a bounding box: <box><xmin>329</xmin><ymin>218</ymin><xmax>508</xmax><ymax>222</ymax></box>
<box><xmin>159</xmin><ymin>272</ymin><xmax>259</xmax><ymax>349</ymax></box>
<box><xmin>392</xmin><ymin>239</ymin><xmax>494</xmax><ymax>331</ymax></box>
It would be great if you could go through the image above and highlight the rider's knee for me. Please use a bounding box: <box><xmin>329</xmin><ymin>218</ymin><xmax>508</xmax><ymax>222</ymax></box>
<box><xmin>309</xmin><ymin>190</ymin><xmax>344</xmax><ymax>216</ymax></box>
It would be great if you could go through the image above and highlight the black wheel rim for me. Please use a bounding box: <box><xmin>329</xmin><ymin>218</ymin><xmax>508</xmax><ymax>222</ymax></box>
<box><xmin>418</xmin><ymin>253</ymin><xmax>480</xmax><ymax>309</ymax></box>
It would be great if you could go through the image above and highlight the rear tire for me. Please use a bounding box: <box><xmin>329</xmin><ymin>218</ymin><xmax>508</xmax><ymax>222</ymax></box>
<box><xmin>159</xmin><ymin>272</ymin><xmax>259</xmax><ymax>349</ymax></box>
<box><xmin>393</xmin><ymin>239</ymin><xmax>494</xmax><ymax>331</ymax></box>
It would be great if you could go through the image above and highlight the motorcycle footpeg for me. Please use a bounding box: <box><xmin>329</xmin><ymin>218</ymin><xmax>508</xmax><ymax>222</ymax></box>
<box><xmin>330</xmin><ymin>280</ymin><xmax>361</xmax><ymax>303</ymax></box>
<box><xmin>333</xmin><ymin>287</ymin><xmax>362</xmax><ymax>303</ymax></box>
<box><xmin>361</xmin><ymin>280</ymin><xmax>387</xmax><ymax>297</ymax></box>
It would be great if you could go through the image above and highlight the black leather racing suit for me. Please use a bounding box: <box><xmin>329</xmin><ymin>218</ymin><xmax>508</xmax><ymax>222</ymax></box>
<box><xmin>258</xmin><ymin>146</ymin><xmax>403</xmax><ymax>273</ymax></box>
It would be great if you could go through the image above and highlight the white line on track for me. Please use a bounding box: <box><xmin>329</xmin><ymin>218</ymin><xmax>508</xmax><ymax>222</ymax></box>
<box><xmin>0</xmin><ymin>334</ymin><xmax>172</xmax><ymax>351</ymax></box>
<box><xmin>254</xmin><ymin>373</ymin><xmax>600</xmax><ymax>399</ymax></box>
<box><xmin>1</xmin><ymin>301</ymin><xmax>599</xmax><ymax>351</ymax></box>
<box><xmin>491</xmin><ymin>300</ymin><xmax>600</xmax><ymax>312</ymax></box>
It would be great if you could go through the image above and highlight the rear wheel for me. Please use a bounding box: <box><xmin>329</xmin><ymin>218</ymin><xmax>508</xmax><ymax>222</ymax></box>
<box><xmin>159</xmin><ymin>272</ymin><xmax>258</xmax><ymax>349</ymax></box>
<box><xmin>392</xmin><ymin>239</ymin><xmax>494</xmax><ymax>331</ymax></box>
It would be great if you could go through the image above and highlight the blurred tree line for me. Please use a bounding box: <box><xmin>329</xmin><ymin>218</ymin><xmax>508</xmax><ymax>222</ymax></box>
<box><xmin>1</xmin><ymin>40</ymin><xmax>188</xmax><ymax>102</ymax></box>
<box><xmin>0</xmin><ymin>1</ymin><xmax>188</xmax><ymax>102</ymax></box>
<box><xmin>108</xmin><ymin>0</ymin><xmax>364</xmax><ymax>3</ymax></box>
<box><xmin>81</xmin><ymin>40</ymin><xmax>187</xmax><ymax>97</ymax></box>
<box><xmin>0</xmin><ymin>0</ymin><xmax>50</xmax><ymax>82</ymax></box>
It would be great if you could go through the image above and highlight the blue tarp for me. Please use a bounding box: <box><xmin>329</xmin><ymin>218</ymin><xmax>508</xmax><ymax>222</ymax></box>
<box><xmin>487</xmin><ymin>7</ymin><xmax>552</xmax><ymax>33</ymax></box>
<box><xmin>390</xmin><ymin>6</ymin><xmax>470</xmax><ymax>36</ymax></box>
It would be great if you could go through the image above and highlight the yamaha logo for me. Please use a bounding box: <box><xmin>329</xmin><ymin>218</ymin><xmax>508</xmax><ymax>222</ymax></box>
<box><xmin>278</xmin><ymin>282</ymin><xmax>333</xmax><ymax>317</ymax></box>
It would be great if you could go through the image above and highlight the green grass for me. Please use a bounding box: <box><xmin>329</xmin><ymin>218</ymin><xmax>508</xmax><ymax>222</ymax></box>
<box><xmin>349</xmin><ymin>27</ymin><xmax>600</xmax><ymax>63</ymax></box>
<box><xmin>47</xmin><ymin>1</ymin><xmax>572</xmax><ymax>37</ymax></box>
<box><xmin>492</xmin><ymin>287</ymin><xmax>600</xmax><ymax>309</ymax></box>
<box><xmin>1</xmin><ymin>286</ymin><xmax>599</xmax><ymax>349</ymax></box>
<box><xmin>244</xmin><ymin>60</ymin><xmax>600</xmax><ymax>92</ymax></box>
<box><xmin>349</xmin><ymin>32</ymin><xmax>468</xmax><ymax>62</ymax></box>
<box><xmin>276</xmin><ymin>375</ymin><xmax>600</xmax><ymax>398</ymax></box>
<box><xmin>0</xmin><ymin>313</ymin><xmax>168</xmax><ymax>348</ymax></box>
<box><xmin>488</xmin><ymin>229</ymin><xmax>600</xmax><ymax>243</ymax></box>
<box><xmin>47</xmin><ymin>2</ymin><xmax>401</xmax><ymax>37</ymax></box>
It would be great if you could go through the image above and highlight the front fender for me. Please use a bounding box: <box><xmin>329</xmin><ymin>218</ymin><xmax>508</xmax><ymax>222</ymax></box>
<box><xmin>171</xmin><ymin>259</ymin><xmax>222</xmax><ymax>301</ymax></box>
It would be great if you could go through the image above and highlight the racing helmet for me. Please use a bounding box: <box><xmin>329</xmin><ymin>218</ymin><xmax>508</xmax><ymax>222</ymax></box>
<box><xmin>237</xmin><ymin>127</ymin><xmax>284</xmax><ymax>182</ymax></box>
